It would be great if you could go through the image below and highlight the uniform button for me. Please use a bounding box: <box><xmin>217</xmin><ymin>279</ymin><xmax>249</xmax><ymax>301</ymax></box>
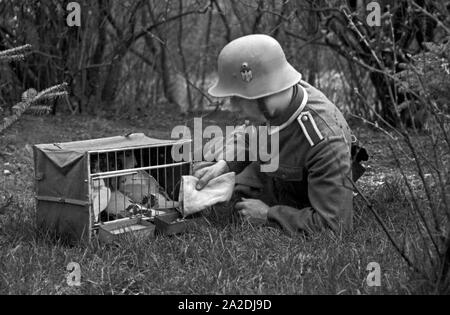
<box><xmin>302</xmin><ymin>115</ymin><xmax>309</xmax><ymax>122</ymax></box>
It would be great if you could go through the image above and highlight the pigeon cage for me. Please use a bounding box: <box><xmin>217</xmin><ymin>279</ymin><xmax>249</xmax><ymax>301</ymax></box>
<box><xmin>33</xmin><ymin>133</ymin><xmax>192</xmax><ymax>243</ymax></box>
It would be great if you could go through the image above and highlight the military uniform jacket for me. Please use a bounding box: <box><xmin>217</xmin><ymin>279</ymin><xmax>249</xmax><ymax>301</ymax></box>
<box><xmin>224</xmin><ymin>81</ymin><xmax>354</xmax><ymax>235</ymax></box>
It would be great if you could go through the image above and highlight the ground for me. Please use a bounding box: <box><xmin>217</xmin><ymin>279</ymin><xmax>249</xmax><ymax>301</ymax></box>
<box><xmin>0</xmin><ymin>111</ymin><xmax>436</xmax><ymax>295</ymax></box>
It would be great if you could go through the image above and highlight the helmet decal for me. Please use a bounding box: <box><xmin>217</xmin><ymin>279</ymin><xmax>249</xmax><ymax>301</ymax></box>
<box><xmin>240</xmin><ymin>62</ymin><xmax>253</xmax><ymax>83</ymax></box>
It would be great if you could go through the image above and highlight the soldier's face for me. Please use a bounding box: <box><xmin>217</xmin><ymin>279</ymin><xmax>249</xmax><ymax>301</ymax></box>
<box><xmin>230</xmin><ymin>97</ymin><xmax>266</xmax><ymax>123</ymax></box>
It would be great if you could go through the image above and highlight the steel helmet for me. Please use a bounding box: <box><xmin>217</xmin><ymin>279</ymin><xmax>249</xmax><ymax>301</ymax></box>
<box><xmin>209</xmin><ymin>34</ymin><xmax>302</xmax><ymax>100</ymax></box>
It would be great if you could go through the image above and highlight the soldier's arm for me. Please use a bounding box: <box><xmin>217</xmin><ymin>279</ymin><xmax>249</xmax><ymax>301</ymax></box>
<box><xmin>203</xmin><ymin>124</ymin><xmax>258</xmax><ymax>174</ymax></box>
<box><xmin>267</xmin><ymin>136</ymin><xmax>353</xmax><ymax>235</ymax></box>
<box><xmin>195</xmin><ymin>124</ymin><xmax>257</xmax><ymax>189</ymax></box>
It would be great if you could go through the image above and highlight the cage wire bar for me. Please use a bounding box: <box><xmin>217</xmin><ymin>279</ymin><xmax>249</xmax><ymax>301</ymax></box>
<box><xmin>87</xmin><ymin>142</ymin><xmax>192</xmax><ymax>234</ymax></box>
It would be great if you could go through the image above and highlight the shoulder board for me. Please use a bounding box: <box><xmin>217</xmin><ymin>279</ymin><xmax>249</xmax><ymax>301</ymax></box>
<box><xmin>297</xmin><ymin>111</ymin><xmax>324</xmax><ymax>147</ymax></box>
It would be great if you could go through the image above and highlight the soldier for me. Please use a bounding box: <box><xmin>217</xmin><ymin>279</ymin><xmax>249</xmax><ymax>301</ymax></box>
<box><xmin>195</xmin><ymin>34</ymin><xmax>358</xmax><ymax>236</ymax></box>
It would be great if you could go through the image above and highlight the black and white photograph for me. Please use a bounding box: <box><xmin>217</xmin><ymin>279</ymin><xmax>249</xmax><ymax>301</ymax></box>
<box><xmin>0</xmin><ymin>0</ymin><xmax>449</xmax><ymax>298</ymax></box>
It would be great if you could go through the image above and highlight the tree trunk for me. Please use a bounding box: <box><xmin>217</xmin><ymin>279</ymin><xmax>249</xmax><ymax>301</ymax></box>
<box><xmin>177</xmin><ymin>0</ymin><xmax>193</xmax><ymax>114</ymax></box>
<box><xmin>101</xmin><ymin>48</ymin><xmax>127</xmax><ymax>106</ymax></box>
<box><xmin>86</xmin><ymin>0</ymin><xmax>108</xmax><ymax>107</ymax></box>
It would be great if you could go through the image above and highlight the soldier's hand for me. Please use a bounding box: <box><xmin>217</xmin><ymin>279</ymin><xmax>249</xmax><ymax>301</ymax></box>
<box><xmin>235</xmin><ymin>198</ymin><xmax>269</xmax><ymax>222</ymax></box>
<box><xmin>194</xmin><ymin>160</ymin><xmax>229</xmax><ymax>190</ymax></box>
<box><xmin>192</xmin><ymin>162</ymin><xmax>216</xmax><ymax>174</ymax></box>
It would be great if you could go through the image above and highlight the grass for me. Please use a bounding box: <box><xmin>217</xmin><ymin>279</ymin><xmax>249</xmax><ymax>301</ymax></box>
<box><xmin>0</xmin><ymin>113</ymin><xmax>440</xmax><ymax>295</ymax></box>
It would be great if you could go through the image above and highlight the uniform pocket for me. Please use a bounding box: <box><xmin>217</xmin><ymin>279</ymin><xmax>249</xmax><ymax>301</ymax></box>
<box><xmin>272</xmin><ymin>168</ymin><xmax>309</xmax><ymax>209</ymax></box>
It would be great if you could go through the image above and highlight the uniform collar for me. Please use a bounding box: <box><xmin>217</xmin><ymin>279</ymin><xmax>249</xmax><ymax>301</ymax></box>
<box><xmin>268</xmin><ymin>83</ymin><xmax>308</xmax><ymax>135</ymax></box>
